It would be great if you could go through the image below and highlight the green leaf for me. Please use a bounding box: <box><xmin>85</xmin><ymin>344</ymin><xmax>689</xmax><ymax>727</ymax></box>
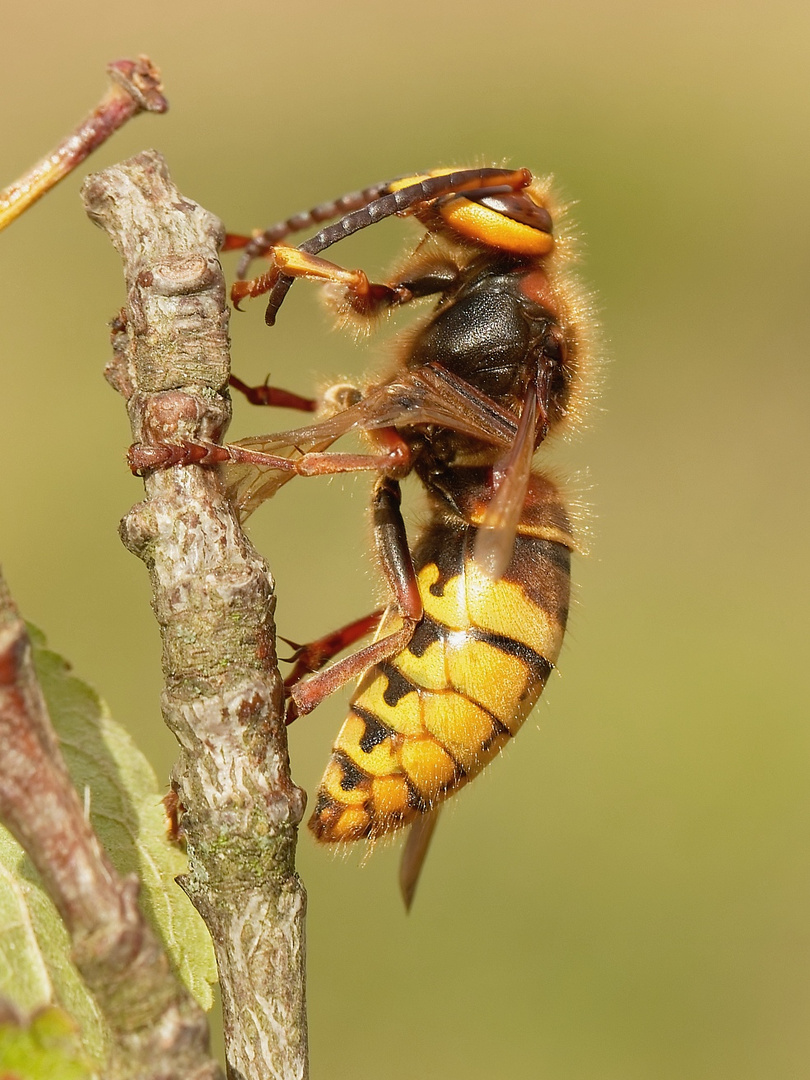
<box><xmin>29</xmin><ymin>630</ymin><xmax>217</xmax><ymax>1011</ymax></box>
<box><xmin>0</xmin><ymin>832</ymin><xmax>51</xmax><ymax>1012</ymax></box>
<box><xmin>0</xmin><ymin>1005</ymin><xmax>94</xmax><ymax>1080</ymax></box>
<box><xmin>0</xmin><ymin>816</ymin><xmax>106</xmax><ymax>1060</ymax></box>
<box><xmin>0</xmin><ymin>626</ymin><xmax>217</xmax><ymax>1057</ymax></box>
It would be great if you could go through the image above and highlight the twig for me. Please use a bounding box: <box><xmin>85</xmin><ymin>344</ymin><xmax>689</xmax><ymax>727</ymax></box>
<box><xmin>0</xmin><ymin>56</ymin><xmax>167</xmax><ymax>233</ymax></box>
<box><xmin>0</xmin><ymin>568</ymin><xmax>220</xmax><ymax>1080</ymax></box>
<box><xmin>82</xmin><ymin>150</ymin><xmax>309</xmax><ymax>1080</ymax></box>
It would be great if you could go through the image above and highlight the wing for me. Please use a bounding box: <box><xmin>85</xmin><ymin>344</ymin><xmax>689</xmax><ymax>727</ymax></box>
<box><xmin>399</xmin><ymin>806</ymin><xmax>442</xmax><ymax>911</ymax></box>
<box><xmin>472</xmin><ymin>384</ymin><xmax>538</xmax><ymax>579</ymax></box>
<box><xmin>224</xmin><ymin>363</ymin><xmax>520</xmax><ymax>518</ymax></box>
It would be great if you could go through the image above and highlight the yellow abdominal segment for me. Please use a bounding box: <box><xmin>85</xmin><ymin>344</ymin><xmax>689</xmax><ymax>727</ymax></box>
<box><xmin>309</xmin><ymin>532</ymin><xmax>569</xmax><ymax>843</ymax></box>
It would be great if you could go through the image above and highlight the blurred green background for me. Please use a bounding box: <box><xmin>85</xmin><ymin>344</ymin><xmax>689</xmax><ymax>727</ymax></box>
<box><xmin>2</xmin><ymin>2</ymin><xmax>809</xmax><ymax>1076</ymax></box>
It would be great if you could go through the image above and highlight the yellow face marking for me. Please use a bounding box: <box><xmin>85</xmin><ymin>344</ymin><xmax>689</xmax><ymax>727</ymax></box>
<box><xmin>387</xmin><ymin>170</ymin><xmax>552</xmax><ymax>255</ymax></box>
<box><xmin>353</xmin><ymin>673</ymin><xmax>424</xmax><ymax>737</ymax></box>
<box><xmin>334</xmin><ymin>714</ymin><xmax>401</xmax><ymax>778</ymax></box>
<box><xmin>400</xmin><ymin>738</ymin><xmax>457</xmax><ymax>801</ymax></box>
<box><xmin>421</xmin><ymin>692</ymin><xmax>495</xmax><ymax>773</ymax></box>
<box><xmin>445</xmin><ymin>639</ymin><xmax>529</xmax><ymax>724</ymax></box>
<box><xmin>371</xmin><ymin>775</ymin><xmax>411</xmax><ymax>821</ymax></box>
<box><xmin>439</xmin><ymin>199</ymin><xmax>554</xmax><ymax>256</ymax></box>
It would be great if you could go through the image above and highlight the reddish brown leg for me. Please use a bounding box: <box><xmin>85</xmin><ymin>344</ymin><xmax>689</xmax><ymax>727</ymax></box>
<box><xmin>222</xmin><ymin>233</ymin><xmax>255</xmax><ymax>252</ymax></box>
<box><xmin>288</xmin><ymin>623</ymin><xmax>415</xmax><ymax>720</ymax></box>
<box><xmin>229</xmin><ymin>374</ymin><xmax>316</xmax><ymax>412</ymax></box>
<box><xmin>127</xmin><ymin>440</ymin><xmax>300</xmax><ymax>474</ymax></box>
<box><xmin>287</xmin><ymin>477</ymin><xmax>422</xmax><ymax>719</ymax></box>
<box><xmin>281</xmin><ymin>610</ymin><xmax>385</xmax><ymax>694</ymax></box>
<box><xmin>231</xmin><ymin>244</ymin><xmax>413</xmax><ymax>315</ymax></box>
<box><xmin>231</xmin><ymin>266</ymin><xmax>280</xmax><ymax>309</ymax></box>
<box><xmin>371</xmin><ymin>476</ymin><xmax>423</xmax><ymax>623</ymax></box>
<box><xmin>128</xmin><ymin>424</ymin><xmax>412</xmax><ymax>478</ymax></box>
<box><xmin>295</xmin><ymin>426</ymin><xmax>412</xmax><ymax>478</ymax></box>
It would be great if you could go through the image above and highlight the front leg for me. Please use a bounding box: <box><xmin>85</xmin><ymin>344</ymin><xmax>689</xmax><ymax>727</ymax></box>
<box><xmin>231</xmin><ymin>243</ymin><xmax>460</xmax><ymax>323</ymax></box>
<box><xmin>231</xmin><ymin>244</ymin><xmax>411</xmax><ymax>315</ymax></box>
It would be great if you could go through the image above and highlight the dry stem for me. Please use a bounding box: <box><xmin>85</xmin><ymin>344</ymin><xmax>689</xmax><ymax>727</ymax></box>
<box><xmin>0</xmin><ymin>56</ymin><xmax>167</xmax><ymax>233</ymax></box>
<box><xmin>82</xmin><ymin>150</ymin><xmax>308</xmax><ymax>1080</ymax></box>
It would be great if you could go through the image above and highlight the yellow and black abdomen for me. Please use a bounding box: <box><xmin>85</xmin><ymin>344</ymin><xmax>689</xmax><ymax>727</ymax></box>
<box><xmin>309</xmin><ymin>473</ymin><xmax>574</xmax><ymax>843</ymax></box>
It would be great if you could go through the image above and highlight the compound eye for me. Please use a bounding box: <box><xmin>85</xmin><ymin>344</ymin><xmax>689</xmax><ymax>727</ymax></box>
<box><xmin>474</xmin><ymin>193</ymin><xmax>553</xmax><ymax>235</ymax></box>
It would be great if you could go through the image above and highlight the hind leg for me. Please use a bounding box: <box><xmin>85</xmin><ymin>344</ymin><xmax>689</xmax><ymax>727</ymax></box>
<box><xmin>287</xmin><ymin>477</ymin><xmax>422</xmax><ymax>718</ymax></box>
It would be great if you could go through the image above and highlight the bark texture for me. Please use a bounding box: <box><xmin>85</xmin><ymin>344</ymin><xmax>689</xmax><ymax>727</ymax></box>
<box><xmin>82</xmin><ymin>150</ymin><xmax>309</xmax><ymax>1080</ymax></box>
<box><xmin>0</xmin><ymin>569</ymin><xmax>220</xmax><ymax>1080</ymax></box>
